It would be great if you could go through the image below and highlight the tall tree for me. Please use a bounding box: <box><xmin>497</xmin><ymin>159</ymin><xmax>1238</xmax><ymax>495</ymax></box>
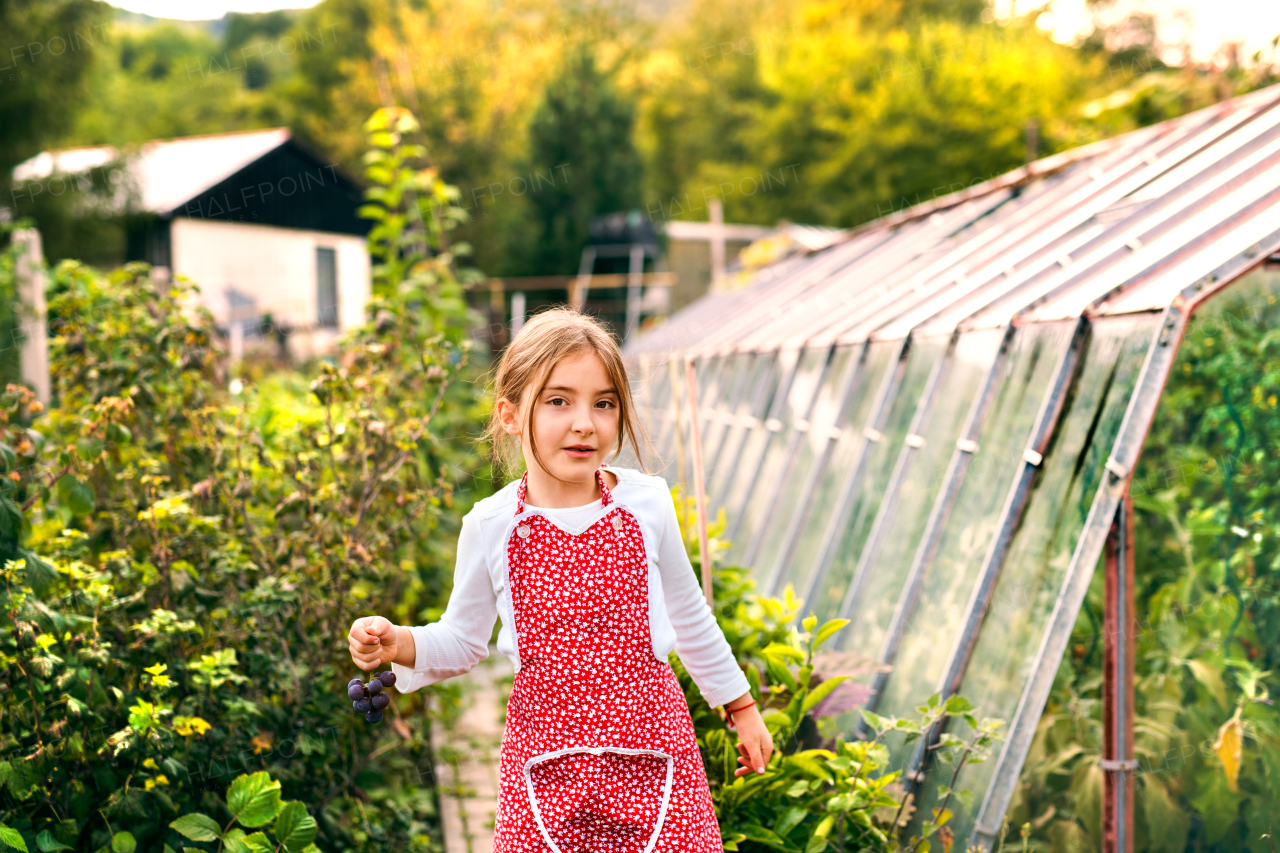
<box><xmin>0</xmin><ymin>0</ymin><xmax>109</xmax><ymax>183</ymax></box>
<box><xmin>514</xmin><ymin>43</ymin><xmax>644</xmax><ymax>276</ymax></box>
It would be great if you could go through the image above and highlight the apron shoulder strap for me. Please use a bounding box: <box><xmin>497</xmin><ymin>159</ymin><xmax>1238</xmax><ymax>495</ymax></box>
<box><xmin>513</xmin><ymin>467</ymin><xmax>614</xmax><ymax>517</ymax></box>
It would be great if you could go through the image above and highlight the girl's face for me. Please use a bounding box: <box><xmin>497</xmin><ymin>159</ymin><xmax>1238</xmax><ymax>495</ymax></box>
<box><xmin>508</xmin><ymin>351</ymin><xmax>620</xmax><ymax>487</ymax></box>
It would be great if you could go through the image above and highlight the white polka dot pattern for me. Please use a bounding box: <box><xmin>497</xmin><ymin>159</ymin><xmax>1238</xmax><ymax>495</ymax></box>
<box><xmin>494</xmin><ymin>471</ymin><xmax>722</xmax><ymax>852</ymax></box>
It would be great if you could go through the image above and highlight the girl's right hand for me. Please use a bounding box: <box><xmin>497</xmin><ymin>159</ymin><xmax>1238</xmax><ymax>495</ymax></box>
<box><xmin>348</xmin><ymin>615</ymin><xmax>398</xmax><ymax>670</ymax></box>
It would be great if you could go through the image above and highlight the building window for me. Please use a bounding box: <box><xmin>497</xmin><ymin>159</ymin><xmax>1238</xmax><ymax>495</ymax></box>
<box><xmin>317</xmin><ymin>246</ymin><xmax>338</xmax><ymax>328</ymax></box>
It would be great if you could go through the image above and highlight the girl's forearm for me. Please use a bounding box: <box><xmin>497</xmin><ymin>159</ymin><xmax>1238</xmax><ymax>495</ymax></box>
<box><xmin>393</xmin><ymin>625</ymin><xmax>417</xmax><ymax>667</ymax></box>
<box><xmin>727</xmin><ymin>691</ymin><xmax>755</xmax><ymax>711</ymax></box>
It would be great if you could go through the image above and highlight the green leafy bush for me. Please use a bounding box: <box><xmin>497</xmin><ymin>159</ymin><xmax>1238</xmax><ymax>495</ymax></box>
<box><xmin>0</xmin><ymin>110</ymin><xmax>487</xmax><ymax>853</ymax></box>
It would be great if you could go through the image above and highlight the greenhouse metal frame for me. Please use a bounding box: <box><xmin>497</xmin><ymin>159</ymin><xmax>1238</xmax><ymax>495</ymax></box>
<box><xmin>626</xmin><ymin>82</ymin><xmax>1280</xmax><ymax>849</ymax></box>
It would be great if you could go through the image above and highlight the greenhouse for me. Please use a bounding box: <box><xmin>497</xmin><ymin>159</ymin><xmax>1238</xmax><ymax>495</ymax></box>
<box><xmin>626</xmin><ymin>82</ymin><xmax>1280</xmax><ymax>849</ymax></box>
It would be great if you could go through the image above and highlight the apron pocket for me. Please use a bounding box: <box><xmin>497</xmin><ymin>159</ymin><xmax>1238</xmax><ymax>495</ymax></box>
<box><xmin>524</xmin><ymin>747</ymin><xmax>674</xmax><ymax>853</ymax></box>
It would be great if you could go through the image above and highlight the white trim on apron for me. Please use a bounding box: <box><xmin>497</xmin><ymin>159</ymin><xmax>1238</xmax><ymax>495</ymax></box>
<box><xmin>522</xmin><ymin>747</ymin><xmax>676</xmax><ymax>853</ymax></box>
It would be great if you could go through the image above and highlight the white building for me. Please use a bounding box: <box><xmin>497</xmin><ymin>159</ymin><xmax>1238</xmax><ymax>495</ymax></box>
<box><xmin>13</xmin><ymin>128</ymin><xmax>371</xmax><ymax>360</ymax></box>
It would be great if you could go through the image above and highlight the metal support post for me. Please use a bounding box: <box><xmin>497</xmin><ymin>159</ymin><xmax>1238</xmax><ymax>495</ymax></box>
<box><xmin>1103</xmin><ymin>494</ymin><xmax>1136</xmax><ymax>853</ymax></box>
<box><xmin>706</xmin><ymin>354</ymin><xmax>756</xmax><ymax>479</ymax></box>
<box><xmin>625</xmin><ymin>244</ymin><xmax>645</xmax><ymax>342</ymax></box>
<box><xmin>743</xmin><ymin>346</ymin><xmax>835</xmax><ymax>566</ymax></box>
<box><xmin>572</xmin><ymin>246</ymin><xmax>596</xmax><ymax>311</ymax></box>
<box><xmin>724</xmin><ymin>349</ymin><xmax>801</xmax><ymax>543</ymax></box>
<box><xmin>765</xmin><ymin>341</ymin><xmax>869</xmax><ymax>595</ymax></box>
<box><xmin>836</xmin><ymin>333</ymin><xmax>955</xmax><ymax>634</ymax></box>
<box><xmin>864</xmin><ymin>325</ymin><xmax>1016</xmax><ymax>711</ymax></box>
<box><xmin>904</xmin><ymin>317</ymin><xmax>1088</xmax><ymax>782</ymax></box>
<box><xmin>796</xmin><ymin>336</ymin><xmax>912</xmax><ymax>611</ymax></box>
<box><xmin>709</xmin><ymin>351</ymin><xmax>779</xmax><ymax>505</ymax></box>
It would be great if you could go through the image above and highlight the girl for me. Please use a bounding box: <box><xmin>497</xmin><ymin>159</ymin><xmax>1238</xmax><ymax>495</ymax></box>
<box><xmin>347</xmin><ymin>309</ymin><xmax>771</xmax><ymax>852</ymax></box>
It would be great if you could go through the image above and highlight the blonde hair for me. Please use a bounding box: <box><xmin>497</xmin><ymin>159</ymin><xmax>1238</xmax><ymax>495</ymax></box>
<box><xmin>485</xmin><ymin>308</ymin><xmax>651</xmax><ymax>479</ymax></box>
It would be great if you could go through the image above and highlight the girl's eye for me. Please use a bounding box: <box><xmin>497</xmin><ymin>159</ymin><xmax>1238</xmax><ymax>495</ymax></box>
<box><xmin>595</xmin><ymin>399</ymin><xmax>616</xmax><ymax>409</ymax></box>
<box><xmin>548</xmin><ymin>397</ymin><xmax>568</xmax><ymax>407</ymax></box>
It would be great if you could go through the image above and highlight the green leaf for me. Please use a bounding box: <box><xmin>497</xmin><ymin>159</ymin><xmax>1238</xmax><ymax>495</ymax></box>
<box><xmin>775</xmin><ymin>807</ymin><xmax>807</xmax><ymax>837</ymax></box>
<box><xmin>764</xmin><ymin>656</ymin><xmax>798</xmax><ymax>693</ymax></box>
<box><xmin>170</xmin><ymin>815</ymin><xmax>222</xmax><ymax>843</ymax></box>
<box><xmin>240</xmin><ymin>834</ymin><xmax>274</xmax><ymax>853</ymax></box>
<box><xmin>223</xmin><ymin>830</ymin><xmax>250</xmax><ymax>853</ymax></box>
<box><xmin>111</xmin><ymin>833</ymin><xmax>135</xmax><ymax>853</ymax></box>
<box><xmin>813</xmin><ymin>619</ymin><xmax>850</xmax><ymax>650</ymax></box>
<box><xmin>804</xmin><ymin>838</ymin><xmax>828</xmax><ymax>853</ymax></box>
<box><xmin>0</xmin><ymin>825</ymin><xmax>28</xmax><ymax>853</ymax></box>
<box><xmin>273</xmin><ymin>802</ymin><xmax>317</xmax><ymax>853</ymax></box>
<box><xmin>35</xmin><ymin>833</ymin><xmax>72</xmax><ymax>853</ymax></box>
<box><xmin>802</xmin><ymin>615</ymin><xmax>817</xmax><ymax>634</ymax></box>
<box><xmin>801</xmin><ymin>675</ymin><xmax>849</xmax><ymax>714</ymax></box>
<box><xmin>741</xmin><ymin>824</ymin><xmax>791</xmax><ymax>849</ymax></box>
<box><xmin>785</xmin><ymin>780</ymin><xmax>810</xmax><ymax>797</ymax></box>
<box><xmin>763</xmin><ymin>643</ymin><xmax>806</xmax><ymax>662</ymax></box>
<box><xmin>813</xmin><ymin>814</ymin><xmax>835</xmax><ymax>839</ymax></box>
<box><xmin>55</xmin><ymin>475</ymin><xmax>95</xmax><ymax>517</ymax></box>
<box><xmin>1184</xmin><ymin>659</ymin><xmax>1228</xmax><ymax>707</ymax></box>
<box><xmin>861</xmin><ymin>710</ymin><xmax>887</xmax><ymax>732</ymax></box>
<box><xmin>943</xmin><ymin>695</ymin><xmax>975</xmax><ymax>714</ymax></box>
<box><xmin>227</xmin><ymin>772</ymin><xmax>283</xmax><ymax>827</ymax></box>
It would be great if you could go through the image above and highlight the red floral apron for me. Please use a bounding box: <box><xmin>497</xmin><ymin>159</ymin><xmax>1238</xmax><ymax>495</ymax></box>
<box><xmin>494</xmin><ymin>470</ymin><xmax>722</xmax><ymax>853</ymax></box>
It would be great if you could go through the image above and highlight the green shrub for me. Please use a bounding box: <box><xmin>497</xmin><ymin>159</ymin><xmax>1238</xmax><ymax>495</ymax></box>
<box><xmin>0</xmin><ymin>110</ymin><xmax>488</xmax><ymax>853</ymax></box>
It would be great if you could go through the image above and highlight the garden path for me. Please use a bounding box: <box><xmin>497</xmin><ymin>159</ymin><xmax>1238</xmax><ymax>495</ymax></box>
<box><xmin>432</xmin><ymin>649</ymin><xmax>506</xmax><ymax>852</ymax></box>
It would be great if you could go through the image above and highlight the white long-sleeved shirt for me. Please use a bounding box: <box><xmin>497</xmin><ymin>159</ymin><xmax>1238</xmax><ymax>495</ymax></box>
<box><xmin>391</xmin><ymin>467</ymin><xmax>750</xmax><ymax>708</ymax></box>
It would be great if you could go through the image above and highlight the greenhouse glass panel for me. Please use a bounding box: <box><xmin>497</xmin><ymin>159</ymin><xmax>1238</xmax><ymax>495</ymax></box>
<box><xmin>910</xmin><ymin>313</ymin><xmax>1158</xmax><ymax>841</ymax></box>
<box><xmin>723</xmin><ymin>350</ymin><xmax>801</xmax><ymax>539</ymax></box>
<box><xmin>670</xmin><ymin>356</ymin><xmax>724</xmax><ymax>486</ymax></box>
<box><xmin>647</xmin><ymin>359</ymin><xmax>677</xmax><ymax>464</ymax></box>
<box><xmin>709</xmin><ymin>352</ymin><xmax>781</xmax><ymax>517</ymax></box>
<box><xmin>727</xmin><ymin>347</ymin><xmax>830</xmax><ymax>564</ymax></box>
<box><xmin>839</xmin><ymin>328</ymin><xmax>1006</xmax><ymax>661</ymax></box>
<box><xmin>873</xmin><ymin>321</ymin><xmax>1076</xmax><ymax>732</ymax></box>
<box><xmin>655</xmin><ymin>361</ymin><xmax>687</xmax><ymax>482</ymax></box>
<box><xmin>807</xmin><ymin>337</ymin><xmax>948</xmax><ymax>623</ymax></box>
<box><xmin>779</xmin><ymin>341</ymin><xmax>896</xmax><ymax>595</ymax></box>
<box><xmin>703</xmin><ymin>354</ymin><xmax>755</xmax><ymax>478</ymax></box>
<box><xmin>755</xmin><ymin>346</ymin><xmax>858</xmax><ymax>583</ymax></box>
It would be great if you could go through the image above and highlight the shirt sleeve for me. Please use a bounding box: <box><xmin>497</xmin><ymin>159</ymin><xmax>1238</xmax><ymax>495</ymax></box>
<box><xmin>656</xmin><ymin>489</ymin><xmax>750</xmax><ymax>708</ymax></box>
<box><xmin>391</xmin><ymin>512</ymin><xmax>495</xmax><ymax>693</ymax></box>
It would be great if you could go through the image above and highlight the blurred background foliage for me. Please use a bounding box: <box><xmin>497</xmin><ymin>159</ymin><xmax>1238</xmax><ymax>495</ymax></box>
<box><xmin>3</xmin><ymin>0</ymin><xmax>1279</xmax><ymax>271</ymax></box>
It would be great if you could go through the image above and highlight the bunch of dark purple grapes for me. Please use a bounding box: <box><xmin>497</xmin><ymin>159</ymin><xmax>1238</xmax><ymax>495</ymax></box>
<box><xmin>348</xmin><ymin>671</ymin><xmax>395</xmax><ymax>723</ymax></box>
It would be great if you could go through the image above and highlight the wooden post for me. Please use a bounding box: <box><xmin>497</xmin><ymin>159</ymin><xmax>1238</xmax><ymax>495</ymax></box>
<box><xmin>685</xmin><ymin>357</ymin><xmax>713</xmax><ymax>608</ymax></box>
<box><xmin>1102</xmin><ymin>493</ymin><xmax>1136</xmax><ymax>853</ymax></box>
<box><xmin>12</xmin><ymin>229</ymin><xmax>50</xmax><ymax>404</ymax></box>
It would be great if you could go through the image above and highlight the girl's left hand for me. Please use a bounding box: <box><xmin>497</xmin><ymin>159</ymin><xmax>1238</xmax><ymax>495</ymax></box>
<box><xmin>727</xmin><ymin>701</ymin><xmax>773</xmax><ymax>776</ymax></box>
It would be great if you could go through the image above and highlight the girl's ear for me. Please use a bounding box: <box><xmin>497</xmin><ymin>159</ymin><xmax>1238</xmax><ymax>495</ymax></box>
<box><xmin>495</xmin><ymin>397</ymin><xmax>522</xmax><ymax>436</ymax></box>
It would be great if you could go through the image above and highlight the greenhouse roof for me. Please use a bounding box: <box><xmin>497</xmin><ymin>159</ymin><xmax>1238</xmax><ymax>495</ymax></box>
<box><xmin>627</xmin><ymin>82</ymin><xmax>1280</xmax><ymax>850</ymax></box>
<box><xmin>631</xmin><ymin>83</ymin><xmax>1280</xmax><ymax>359</ymax></box>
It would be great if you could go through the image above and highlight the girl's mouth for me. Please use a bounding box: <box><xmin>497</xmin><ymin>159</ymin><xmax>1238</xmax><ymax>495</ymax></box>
<box><xmin>563</xmin><ymin>445</ymin><xmax>596</xmax><ymax>459</ymax></box>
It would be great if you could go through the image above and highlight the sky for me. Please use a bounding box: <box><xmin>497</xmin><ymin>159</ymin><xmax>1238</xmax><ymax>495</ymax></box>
<box><xmin>114</xmin><ymin>0</ymin><xmax>1280</xmax><ymax>65</ymax></box>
